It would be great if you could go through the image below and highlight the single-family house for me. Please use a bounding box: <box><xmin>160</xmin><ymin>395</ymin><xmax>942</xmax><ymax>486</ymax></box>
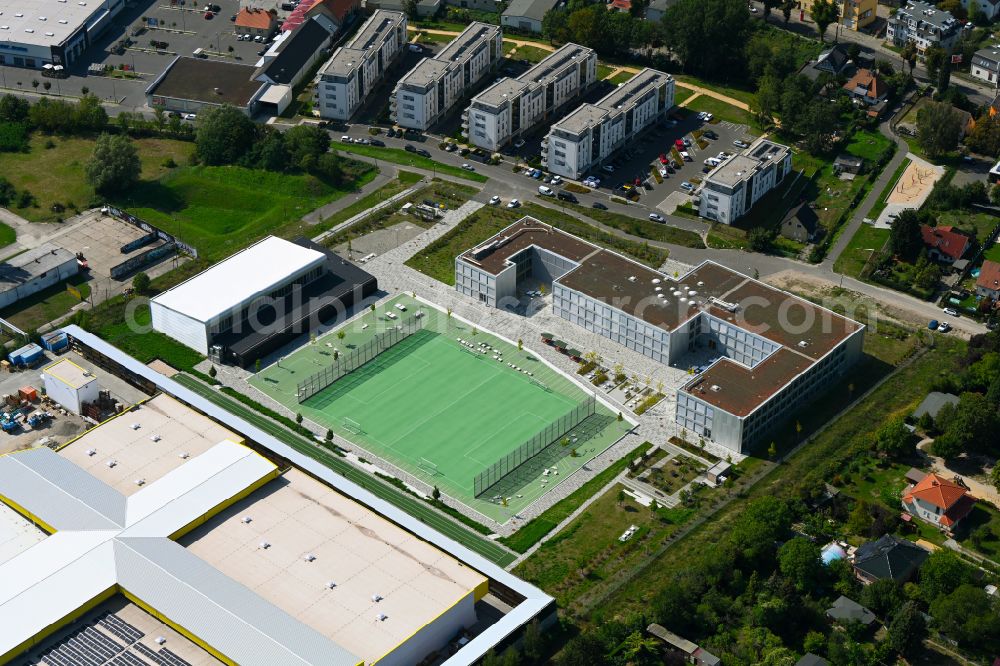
<box><xmin>921</xmin><ymin>225</ymin><xmax>970</xmax><ymax>264</ymax></box>
<box><xmin>963</xmin><ymin>0</ymin><xmax>1000</xmax><ymax>21</ymax></box>
<box><xmin>799</xmin><ymin>43</ymin><xmax>853</xmax><ymax>81</ymax></box>
<box><xmin>834</xmin><ymin>154</ymin><xmax>865</xmax><ymax>175</ymax></box>
<box><xmin>842</xmin><ymin>68</ymin><xmax>889</xmax><ymax>116</ymax></box>
<box><xmin>826</xmin><ymin>596</ymin><xmax>877</xmax><ymax>626</ymax></box>
<box><xmin>853</xmin><ymin>534</ymin><xmax>929</xmax><ymax>584</ymax></box>
<box><xmin>976</xmin><ymin>259</ymin><xmax>1000</xmax><ymax>301</ymax></box>
<box><xmin>912</xmin><ymin>392</ymin><xmax>960</xmax><ymax>421</ymax></box>
<box><xmin>780</xmin><ymin>203</ymin><xmax>822</xmax><ymax>244</ymax></box>
<box><xmin>646</xmin><ymin>624</ymin><xmax>721</xmax><ymax>666</ymax></box>
<box><xmin>796</xmin><ymin>655</ymin><xmax>830</xmax><ymax>666</ymax></box>
<box><xmin>842</xmin><ymin>0</ymin><xmax>877</xmax><ymax>30</ymax></box>
<box><xmin>254</xmin><ymin>14</ymin><xmax>338</xmax><ymax>88</ymax></box>
<box><xmin>235</xmin><ymin>7</ymin><xmax>278</xmax><ymax>37</ymax></box>
<box><xmin>972</xmin><ymin>47</ymin><xmax>1000</xmax><ymax>87</ymax></box>
<box><xmin>281</xmin><ymin>0</ymin><xmax>358</xmax><ymax>32</ymax></box>
<box><xmin>645</xmin><ymin>0</ymin><xmax>677</xmax><ymax>21</ymax></box>
<box><xmin>903</xmin><ymin>472</ymin><xmax>977</xmax><ymax>532</ymax></box>
<box><xmin>501</xmin><ymin>0</ymin><xmax>558</xmax><ymax>33</ymax></box>
<box><xmin>609</xmin><ymin>0</ymin><xmax>632</xmax><ymax>11</ymax></box>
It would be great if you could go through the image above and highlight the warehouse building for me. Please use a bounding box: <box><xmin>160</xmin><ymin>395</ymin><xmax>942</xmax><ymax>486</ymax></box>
<box><xmin>145</xmin><ymin>57</ymin><xmax>270</xmax><ymax>116</ymax></box>
<box><xmin>455</xmin><ymin>217</ymin><xmax>864</xmax><ymax>453</ymax></box>
<box><xmin>150</xmin><ymin>236</ymin><xmax>376</xmax><ymax>366</ymax></box>
<box><xmin>4</xmin><ymin>330</ymin><xmax>556</xmax><ymax>666</ymax></box>
<box><xmin>542</xmin><ymin>68</ymin><xmax>675</xmax><ymax>180</ymax></box>
<box><xmin>391</xmin><ymin>22</ymin><xmax>502</xmax><ymax>131</ymax></box>
<box><xmin>698</xmin><ymin>137</ymin><xmax>793</xmax><ymax>224</ymax></box>
<box><xmin>315</xmin><ymin>10</ymin><xmax>407</xmax><ymax>121</ymax></box>
<box><xmin>0</xmin><ymin>0</ymin><xmax>126</xmax><ymax>69</ymax></box>
<box><xmin>463</xmin><ymin>43</ymin><xmax>597</xmax><ymax>151</ymax></box>
<box><xmin>0</xmin><ymin>243</ymin><xmax>79</xmax><ymax>310</ymax></box>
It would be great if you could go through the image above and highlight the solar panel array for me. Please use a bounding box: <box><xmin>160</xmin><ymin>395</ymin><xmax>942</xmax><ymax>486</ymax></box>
<box><xmin>36</xmin><ymin>614</ymin><xmax>192</xmax><ymax>666</ymax></box>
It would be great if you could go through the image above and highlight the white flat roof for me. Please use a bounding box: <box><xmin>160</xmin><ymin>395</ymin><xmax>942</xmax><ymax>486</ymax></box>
<box><xmin>42</xmin><ymin>358</ymin><xmax>97</xmax><ymax>389</ymax></box>
<box><xmin>0</xmin><ymin>0</ymin><xmax>107</xmax><ymax>48</ymax></box>
<box><xmin>151</xmin><ymin>236</ymin><xmax>324</xmax><ymax>324</ymax></box>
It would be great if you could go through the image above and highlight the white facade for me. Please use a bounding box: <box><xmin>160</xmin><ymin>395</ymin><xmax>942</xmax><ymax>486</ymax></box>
<box><xmin>698</xmin><ymin>138</ymin><xmax>793</xmax><ymax>224</ymax></box>
<box><xmin>0</xmin><ymin>244</ymin><xmax>79</xmax><ymax>310</ymax></box>
<box><xmin>887</xmin><ymin>1</ymin><xmax>965</xmax><ymax>54</ymax></box>
<box><xmin>963</xmin><ymin>0</ymin><xmax>1000</xmax><ymax>20</ymax></box>
<box><xmin>0</xmin><ymin>0</ymin><xmax>125</xmax><ymax>69</ymax></box>
<box><xmin>392</xmin><ymin>23</ymin><xmax>502</xmax><ymax>131</ymax></box>
<box><xmin>39</xmin><ymin>359</ymin><xmax>100</xmax><ymax>415</ymax></box>
<box><xmin>463</xmin><ymin>43</ymin><xmax>597</xmax><ymax>151</ymax></box>
<box><xmin>971</xmin><ymin>47</ymin><xmax>1000</xmax><ymax>86</ymax></box>
<box><xmin>543</xmin><ymin>68</ymin><xmax>674</xmax><ymax>179</ymax></box>
<box><xmin>315</xmin><ymin>10</ymin><xmax>407</xmax><ymax>121</ymax></box>
<box><xmin>150</xmin><ymin>237</ymin><xmax>325</xmax><ymax>355</ymax></box>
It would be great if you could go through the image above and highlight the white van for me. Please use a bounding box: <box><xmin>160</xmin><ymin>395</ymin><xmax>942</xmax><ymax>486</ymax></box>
<box><xmin>538</xmin><ymin>185</ymin><xmax>554</xmax><ymax>196</ymax></box>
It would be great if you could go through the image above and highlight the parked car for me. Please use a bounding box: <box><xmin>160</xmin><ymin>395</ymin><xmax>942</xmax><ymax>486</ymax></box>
<box><xmin>939</xmin><ymin>322</ymin><xmax>952</xmax><ymax>332</ymax></box>
<box><xmin>182</xmin><ymin>113</ymin><xmax>196</xmax><ymax>121</ymax></box>
<box><xmin>943</xmin><ymin>307</ymin><xmax>959</xmax><ymax>316</ymax></box>
<box><xmin>592</xmin><ymin>202</ymin><xmax>608</xmax><ymax>210</ymax></box>
<box><xmin>507</xmin><ymin>198</ymin><xmax>521</xmax><ymax>208</ymax></box>
<box><xmin>513</xmin><ymin>139</ymin><xmax>526</xmax><ymax>149</ymax></box>
<box><xmin>680</xmin><ymin>181</ymin><xmax>694</xmax><ymax>192</ymax></box>
<box><xmin>551</xmin><ymin>175</ymin><xmax>562</xmax><ymax>185</ymax></box>
<box><xmin>408</xmin><ymin>44</ymin><xmax>423</xmax><ymax>53</ymax></box>
<box><xmin>461</xmin><ymin>163</ymin><xmax>475</xmax><ymax>171</ymax></box>
<box><xmin>416</xmin><ymin>148</ymin><xmax>431</xmax><ymax>157</ymax></box>
<box><xmin>557</xmin><ymin>191</ymin><xmax>577</xmax><ymax>202</ymax></box>
<box><xmin>928</xmin><ymin>319</ymin><xmax>939</xmax><ymax>330</ymax></box>
<box><xmin>648</xmin><ymin>213</ymin><xmax>665</xmax><ymax>223</ymax></box>
<box><xmin>404</xmin><ymin>144</ymin><xmax>416</xmax><ymax>152</ymax></box>
<box><xmin>733</xmin><ymin>139</ymin><xmax>749</xmax><ymax>148</ymax></box>
<box><xmin>370</xmin><ymin>139</ymin><xmax>385</xmax><ymax>147</ymax></box>
<box><xmin>204</xmin><ymin>11</ymin><xmax>214</xmax><ymax>19</ymax></box>
<box><xmin>680</xmin><ymin>151</ymin><xmax>691</xmax><ymax>161</ymax></box>
<box><xmin>489</xmin><ymin>195</ymin><xmax>501</xmax><ymax>205</ymax></box>
<box><xmin>703</xmin><ymin>130</ymin><xmax>718</xmax><ymax>139</ymax></box>
<box><xmin>538</xmin><ymin>185</ymin><xmax>554</xmax><ymax>196</ymax></box>
<box><xmin>683</xmin><ymin>138</ymin><xmax>692</xmax><ymax>147</ymax></box>
<box><xmin>602</xmin><ymin>164</ymin><xmax>615</xmax><ymax>173</ymax></box>
<box><xmin>674</xmin><ymin>139</ymin><xmax>685</xmax><ymax>150</ymax></box>
<box><xmin>341</xmin><ymin>135</ymin><xmax>352</xmax><ymax>143</ymax></box>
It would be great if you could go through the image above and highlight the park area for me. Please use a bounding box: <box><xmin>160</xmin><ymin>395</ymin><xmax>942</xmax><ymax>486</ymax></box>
<box><xmin>249</xmin><ymin>294</ymin><xmax>631</xmax><ymax>523</ymax></box>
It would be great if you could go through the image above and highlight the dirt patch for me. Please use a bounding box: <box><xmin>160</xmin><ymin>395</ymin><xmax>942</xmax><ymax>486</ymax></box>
<box><xmin>886</xmin><ymin>158</ymin><xmax>942</xmax><ymax>206</ymax></box>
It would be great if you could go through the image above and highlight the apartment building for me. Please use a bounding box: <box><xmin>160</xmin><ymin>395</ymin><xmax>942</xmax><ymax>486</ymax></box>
<box><xmin>963</xmin><ymin>0</ymin><xmax>1000</xmax><ymax>21</ymax></box>
<box><xmin>887</xmin><ymin>1</ymin><xmax>965</xmax><ymax>54</ymax></box>
<box><xmin>842</xmin><ymin>0</ymin><xmax>877</xmax><ymax>30</ymax></box>
<box><xmin>462</xmin><ymin>43</ymin><xmax>597</xmax><ymax>151</ymax></box>
<box><xmin>454</xmin><ymin>218</ymin><xmax>864</xmax><ymax>454</ymax></box>
<box><xmin>542</xmin><ymin>68</ymin><xmax>675</xmax><ymax>180</ymax></box>
<box><xmin>391</xmin><ymin>22</ymin><xmax>502</xmax><ymax>131</ymax></box>
<box><xmin>698</xmin><ymin>138</ymin><xmax>793</xmax><ymax>224</ymax></box>
<box><xmin>314</xmin><ymin>10</ymin><xmax>407</xmax><ymax>120</ymax></box>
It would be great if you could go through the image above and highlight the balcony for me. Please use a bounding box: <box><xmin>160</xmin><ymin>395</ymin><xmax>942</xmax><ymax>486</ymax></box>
<box><xmin>461</xmin><ymin>110</ymin><xmax>469</xmax><ymax>120</ymax></box>
<box><xmin>460</xmin><ymin>129</ymin><xmax>468</xmax><ymax>138</ymax></box>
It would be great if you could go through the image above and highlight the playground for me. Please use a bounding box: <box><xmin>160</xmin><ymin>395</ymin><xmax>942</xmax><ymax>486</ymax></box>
<box><xmin>875</xmin><ymin>153</ymin><xmax>944</xmax><ymax>228</ymax></box>
<box><xmin>249</xmin><ymin>295</ymin><xmax>632</xmax><ymax>523</ymax></box>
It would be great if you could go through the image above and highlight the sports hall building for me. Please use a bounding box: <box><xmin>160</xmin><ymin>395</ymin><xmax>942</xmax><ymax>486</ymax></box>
<box><xmin>0</xmin><ymin>0</ymin><xmax>125</xmax><ymax>69</ymax></box>
<box><xmin>0</xmin><ymin>328</ymin><xmax>554</xmax><ymax>666</ymax></box>
<box><xmin>455</xmin><ymin>217</ymin><xmax>865</xmax><ymax>454</ymax></box>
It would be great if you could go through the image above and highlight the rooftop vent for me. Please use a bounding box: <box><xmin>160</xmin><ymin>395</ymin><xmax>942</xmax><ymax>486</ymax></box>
<box><xmin>259</xmin><ymin>541</ymin><xmax>271</xmax><ymax>549</ymax></box>
<box><xmin>178</xmin><ymin>452</ymin><xmax>189</xmax><ymax>459</ymax></box>
<box><xmin>149</xmin><ymin>434</ymin><xmax>161</xmax><ymax>442</ymax></box>
<box><xmin>303</xmin><ymin>553</ymin><xmax>316</xmax><ymax>562</ymax></box>
<box><xmin>376</xmin><ymin>613</ymin><xmax>388</xmax><ymax>621</ymax></box>
<box><xmin>326</xmin><ymin>581</ymin><xmax>337</xmax><ymax>589</ymax></box>
<box><xmin>241</xmin><ymin>516</ymin><xmax>253</xmax><ymax>524</ymax></box>
<box><xmin>697</xmin><ymin>281</ymin><xmax>704</xmax><ymax>286</ymax></box>
<box><xmin>652</xmin><ymin>278</ymin><xmax>661</xmax><ymax>284</ymax></box>
<box><xmin>372</xmin><ymin>593</ymin><xmax>383</xmax><ymax>602</ymax></box>
<box><xmin>86</xmin><ymin>448</ymin><xmax>96</xmax><ymax>456</ymax></box>
<box><xmin>134</xmin><ymin>478</ymin><xmax>146</xmax><ymax>486</ymax></box>
<box><xmin>797</xmin><ymin>340</ymin><xmax>809</xmax><ymax>348</ymax></box>
<box><xmin>106</xmin><ymin>459</ymin><xmax>117</xmax><ymax>468</ymax></box>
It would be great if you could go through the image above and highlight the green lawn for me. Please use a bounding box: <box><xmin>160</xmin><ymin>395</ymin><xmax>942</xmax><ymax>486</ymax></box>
<box><xmin>983</xmin><ymin>243</ymin><xmax>1000</xmax><ymax>263</ymax></box>
<box><xmin>686</xmin><ymin>96</ymin><xmax>754</xmax><ymax>128</ymax></box>
<box><xmin>333</xmin><ymin>142</ymin><xmax>488</xmax><ymax>182</ymax></box>
<box><xmin>560</xmin><ymin>201</ymin><xmax>705</xmax><ymax>248</ymax></box>
<box><xmin>674</xmin><ymin>87</ymin><xmax>695</xmax><ymax>106</ymax></box>
<box><xmin>935</xmin><ymin>210</ymin><xmax>999</xmax><ymax>246</ymax></box>
<box><xmin>2</xmin><ymin>134</ymin><xmax>195</xmax><ymax>223</ymax></box>
<box><xmin>608</xmin><ymin>71</ymin><xmax>634</xmax><ymax>86</ymax></box>
<box><xmin>673</xmin><ymin>75</ymin><xmax>757</xmax><ymax>106</ymax></box>
<box><xmin>0</xmin><ymin>273</ymin><xmax>91</xmax><ymax>332</ymax></box>
<box><xmin>844</xmin><ymin>129</ymin><xmax>893</xmax><ymax>163</ymax></box>
<box><xmin>834</xmin><ymin>224</ymin><xmax>890</xmax><ymax>278</ymax></box>
<box><xmin>0</xmin><ymin>222</ymin><xmax>14</xmax><ymax>250</ymax></box>
<box><xmin>122</xmin><ymin>165</ymin><xmax>374</xmax><ymax>261</ymax></box>
<box><xmin>173</xmin><ymin>373</ymin><xmax>516</xmax><ymax>566</ymax></box>
<box><xmin>250</xmin><ymin>294</ymin><xmax>630</xmax><ymax>522</ymax></box>
<box><xmin>315</xmin><ymin>172</ymin><xmax>422</xmax><ymax>236</ymax></box>
<box><xmin>405</xmin><ymin>203</ymin><xmax>670</xmax><ymax>285</ymax></box>
<box><xmin>597</xmin><ymin>64</ymin><xmax>615</xmax><ymax>80</ymax></box>
<box><xmin>414</xmin><ymin>31</ymin><xmax>455</xmax><ymax>44</ymax></box>
<box><xmin>513</xmin><ymin>44</ymin><xmax>552</xmax><ymax>63</ymax></box>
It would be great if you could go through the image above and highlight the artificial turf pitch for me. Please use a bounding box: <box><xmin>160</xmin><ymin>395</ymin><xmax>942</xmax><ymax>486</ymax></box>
<box><xmin>250</xmin><ymin>295</ymin><xmax>631</xmax><ymax>523</ymax></box>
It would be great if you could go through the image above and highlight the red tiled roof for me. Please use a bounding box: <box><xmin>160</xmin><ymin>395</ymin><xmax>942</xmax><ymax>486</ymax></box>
<box><xmin>921</xmin><ymin>225</ymin><xmax>969</xmax><ymax>261</ymax></box>
<box><xmin>903</xmin><ymin>473</ymin><xmax>971</xmax><ymax>511</ymax></box>
<box><xmin>610</xmin><ymin>0</ymin><xmax>632</xmax><ymax>10</ymax></box>
<box><xmin>940</xmin><ymin>494</ymin><xmax>976</xmax><ymax>527</ymax></box>
<box><xmin>236</xmin><ymin>7</ymin><xmax>276</xmax><ymax>29</ymax></box>
<box><xmin>977</xmin><ymin>260</ymin><xmax>1000</xmax><ymax>292</ymax></box>
<box><xmin>843</xmin><ymin>68</ymin><xmax>885</xmax><ymax>100</ymax></box>
<box><xmin>282</xmin><ymin>0</ymin><xmax>355</xmax><ymax>31</ymax></box>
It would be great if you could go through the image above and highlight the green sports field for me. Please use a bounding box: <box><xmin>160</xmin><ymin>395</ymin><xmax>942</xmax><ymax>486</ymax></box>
<box><xmin>250</xmin><ymin>295</ymin><xmax>632</xmax><ymax>523</ymax></box>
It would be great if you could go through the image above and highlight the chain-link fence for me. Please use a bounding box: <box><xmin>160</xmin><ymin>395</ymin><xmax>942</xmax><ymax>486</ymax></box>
<box><xmin>297</xmin><ymin>314</ymin><xmax>424</xmax><ymax>403</ymax></box>
<box><xmin>474</xmin><ymin>394</ymin><xmax>596</xmax><ymax>497</ymax></box>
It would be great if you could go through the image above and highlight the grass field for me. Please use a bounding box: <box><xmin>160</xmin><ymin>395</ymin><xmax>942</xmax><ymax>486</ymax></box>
<box><xmin>686</xmin><ymin>96</ymin><xmax>754</xmax><ymax>127</ymax></box>
<box><xmin>333</xmin><ymin>142</ymin><xmax>488</xmax><ymax>182</ymax></box>
<box><xmin>250</xmin><ymin>294</ymin><xmax>631</xmax><ymax>523</ymax></box>
<box><xmin>173</xmin><ymin>373</ymin><xmax>517</xmax><ymax>566</ymax></box>
<box><xmin>2</xmin><ymin>134</ymin><xmax>195</xmax><ymax>223</ymax></box>
<box><xmin>0</xmin><ymin>273</ymin><xmax>91</xmax><ymax>331</ymax></box>
<box><xmin>607</xmin><ymin>71</ymin><xmax>634</xmax><ymax>86</ymax></box>
<box><xmin>834</xmin><ymin>224</ymin><xmax>890</xmax><ymax>278</ymax></box>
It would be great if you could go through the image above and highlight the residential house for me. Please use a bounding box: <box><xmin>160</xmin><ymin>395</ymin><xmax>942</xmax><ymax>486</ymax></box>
<box><xmin>826</xmin><ymin>596</ymin><xmax>877</xmax><ymax>626</ymax></box>
<box><xmin>370</xmin><ymin>0</ymin><xmax>442</xmax><ymax>16</ymax></box>
<box><xmin>799</xmin><ymin>43</ymin><xmax>854</xmax><ymax>81</ymax></box>
<box><xmin>834</xmin><ymin>154</ymin><xmax>865</xmax><ymax>175</ymax></box>
<box><xmin>645</xmin><ymin>0</ymin><xmax>677</xmax><ymax>21</ymax></box>
<box><xmin>853</xmin><ymin>534</ymin><xmax>929</xmax><ymax>584</ymax></box>
<box><xmin>887</xmin><ymin>1</ymin><xmax>965</xmax><ymax>55</ymax></box>
<box><xmin>281</xmin><ymin>0</ymin><xmax>358</xmax><ymax>32</ymax></box>
<box><xmin>921</xmin><ymin>225</ymin><xmax>970</xmax><ymax>264</ymax></box>
<box><xmin>646</xmin><ymin>624</ymin><xmax>721</xmax><ymax>666</ymax></box>
<box><xmin>976</xmin><ymin>259</ymin><xmax>1000</xmax><ymax>300</ymax></box>
<box><xmin>842</xmin><ymin>68</ymin><xmax>889</xmax><ymax>116</ymax></box>
<box><xmin>609</xmin><ymin>0</ymin><xmax>632</xmax><ymax>12</ymax></box>
<box><xmin>963</xmin><ymin>0</ymin><xmax>1000</xmax><ymax>21</ymax></box>
<box><xmin>780</xmin><ymin>202</ymin><xmax>822</xmax><ymax>244</ymax></box>
<box><xmin>698</xmin><ymin>137</ymin><xmax>793</xmax><ymax>224</ymax></box>
<box><xmin>903</xmin><ymin>472</ymin><xmax>977</xmax><ymax>531</ymax></box>
<box><xmin>501</xmin><ymin>0</ymin><xmax>559</xmax><ymax>33</ymax></box>
<box><xmin>254</xmin><ymin>15</ymin><xmax>338</xmax><ymax>89</ymax></box>
<box><xmin>912</xmin><ymin>391</ymin><xmax>960</xmax><ymax>420</ymax></box>
<box><xmin>445</xmin><ymin>0</ymin><xmax>504</xmax><ymax>11</ymax></box>
<box><xmin>796</xmin><ymin>655</ymin><xmax>830</xmax><ymax>666</ymax></box>
<box><xmin>972</xmin><ymin>47</ymin><xmax>1000</xmax><ymax>87</ymax></box>
<box><xmin>235</xmin><ymin>7</ymin><xmax>278</xmax><ymax>37</ymax></box>
<box><xmin>842</xmin><ymin>0</ymin><xmax>877</xmax><ymax>30</ymax></box>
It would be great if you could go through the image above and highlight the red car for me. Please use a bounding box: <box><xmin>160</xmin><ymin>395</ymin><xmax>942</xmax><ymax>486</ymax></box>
<box><xmin>674</xmin><ymin>139</ymin><xmax>685</xmax><ymax>150</ymax></box>
<box><xmin>204</xmin><ymin>10</ymin><xmax>214</xmax><ymax>18</ymax></box>
<box><xmin>658</xmin><ymin>153</ymin><xmax>668</xmax><ymax>164</ymax></box>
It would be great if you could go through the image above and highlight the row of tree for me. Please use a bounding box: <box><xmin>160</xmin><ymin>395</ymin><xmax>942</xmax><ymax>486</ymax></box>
<box><xmin>0</xmin><ymin>93</ymin><xmax>107</xmax><ymax>138</ymax></box>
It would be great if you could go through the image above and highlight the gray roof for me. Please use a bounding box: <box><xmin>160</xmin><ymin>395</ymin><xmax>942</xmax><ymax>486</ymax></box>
<box><xmin>912</xmin><ymin>391</ymin><xmax>959</xmax><ymax>419</ymax></box>
<box><xmin>502</xmin><ymin>0</ymin><xmax>558</xmax><ymax>21</ymax></box>
<box><xmin>552</xmin><ymin>68</ymin><xmax>672</xmax><ymax>134</ymax></box>
<box><xmin>796</xmin><ymin>654</ymin><xmax>830</xmax><ymax>666</ymax></box>
<box><xmin>320</xmin><ymin>10</ymin><xmax>404</xmax><ymax>77</ymax></box>
<box><xmin>973</xmin><ymin>46</ymin><xmax>1000</xmax><ymax>72</ymax></box>
<box><xmin>0</xmin><ymin>243</ymin><xmax>77</xmax><ymax>291</ymax></box>
<box><xmin>704</xmin><ymin>137</ymin><xmax>790</xmax><ymax>188</ymax></box>
<box><xmin>58</xmin><ymin>325</ymin><xmax>555</xmax><ymax>666</ymax></box>
<box><xmin>826</xmin><ymin>596</ymin><xmax>877</xmax><ymax>625</ymax></box>
<box><xmin>397</xmin><ymin>22</ymin><xmax>499</xmax><ymax>88</ymax></box>
<box><xmin>894</xmin><ymin>1</ymin><xmax>962</xmax><ymax>33</ymax></box>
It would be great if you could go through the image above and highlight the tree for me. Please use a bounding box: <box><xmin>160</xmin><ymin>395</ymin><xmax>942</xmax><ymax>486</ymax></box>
<box><xmin>296</xmin><ymin>412</ymin><xmax>303</xmax><ymax>424</ymax></box>
<box><xmin>208</xmin><ymin>365</ymin><xmax>217</xmax><ymax>378</ymax></box>
<box><xmin>781</xmin><ymin>0</ymin><xmax>794</xmax><ymax>23</ymax></box>
<box><xmin>888</xmin><ymin>209</ymin><xmax>923</xmax><ymax>262</ymax></box>
<box><xmin>873</xmin><ymin>417</ymin><xmax>912</xmax><ymax>458</ymax></box>
<box><xmin>767</xmin><ymin>441</ymin><xmax>777</xmax><ymax>459</ymax></box>
<box><xmin>919</xmin><ymin>551</ymin><xmax>969</xmax><ymax>602</ymax></box>
<box><xmin>661</xmin><ymin>0</ymin><xmax>753</xmax><ymax>80</ymax></box>
<box><xmin>778</xmin><ymin>537</ymin><xmax>821</xmax><ymax>591</ymax></box>
<box><xmin>85</xmin><ymin>133</ymin><xmax>141</xmax><ymax>195</ymax></box>
<box><xmin>325</xmin><ymin>429</ymin><xmax>333</xmax><ymax>441</ymax></box>
<box><xmin>195</xmin><ymin>104</ymin><xmax>257</xmax><ymax>166</ymax></box>
<box><xmin>522</xmin><ymin>620</ymin><xmax>543</xmax><ymax>663</ymax></box>
<box><xmin>284</xmin><ymin>124</ymin><xmax>331</xmax><ymax>172</ymax></box>
<box><xmin>991</xmin><ymin>184</ymin><xmax>1000</xmax><ymax>206</ymax></box>
<box><xmin>748</xmin><ymin>227</ymin><xmax>774</xmax><ymax>252</ymax></box>
<box><xmin>402</xmin><ymin>0</ymin><xmax>419</xmax><ymax>19</ymax></box>
<box><xmin>810</xmin><ymin>0</ymin><xmax>838</xmax><ymax>42</ymax></box>
<box><xmin>933</xmin><ymin>392</ymin><xmax>1000</xmax><ymax>457</ymax></box>
<box><xmin>861</xmin><ymin>579</ymin><xmax>902</xmax><ymax>618</ymax></box>
<box><xmin>930</xmin><ymin>584</ymin><xmax>1000</xmax><ymax>648</ymax></box>
<box><xmin>847</xmin><ymin>498</ymin><xmax>873</xmax><ymax>536</ymax></box>
<box><xmin>730</xmin><ymin>496</ymin><xmax>792</xmax><ymax>562</ymax></box>
<box><xmin>132</xmin><ymin>272</ymin><xmax>151</xmax><ymax>294</ymax></box>
<box><xmin>617</xmin><ymin>632</ymin><xmax>661</xmax><ymax>666</ymax></box>
<box><xmin>901</xmin><ymin>41</ymin><xmax>918</xmax><ymax>76</ymax></box>
<box><xmin>991</xmin><ymin>464</ymin><xmax>1000</xmax><ymax>493</ymax></box>
<box><xmin>936</xmin><ymin>57</ymin><xmax>952</xmax><ymax>97</ymax></box>
<box><xmin>0</xmin><ymin>94</ymin><xmax>29</xmax><ymax>123</ymax></box>
<box><xmin>886</xmin><ymin>600</ymin><xmax>926</xmax><ymax>656</ymax></box>
<box><xmin>846</xmin><ymin>43</ymin><xmax>861</xmax><ymax>63</ymax></box>
<box><xmin>966</xmin><ymin>112</ymin><xmax>1000</xmax><ymax>157</ymax></box>
<box><xmin>925</xmin><ymin>46</ymin><xmax>946</xmax><ymax>80</ymax></box>
<box><xmin>432</xmin><ymin>485</ymin><xmax>441</xmax><ymax>500</ymax></box>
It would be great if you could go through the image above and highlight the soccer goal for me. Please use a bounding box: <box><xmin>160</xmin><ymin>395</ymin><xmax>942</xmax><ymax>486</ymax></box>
<box><xmin>418</xmin><ymin>457</ymin><xmax>440</xmax><ymax>476</ymax></box>
<box><xmin>342</xmin><ymin>417</ymin><xmax>364</xmax><ymax>435</ymax></box>
<box><xmin>530</xmin><ymin>378</ymin><xmax>552</xmax><ymax>392</ymax></box>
